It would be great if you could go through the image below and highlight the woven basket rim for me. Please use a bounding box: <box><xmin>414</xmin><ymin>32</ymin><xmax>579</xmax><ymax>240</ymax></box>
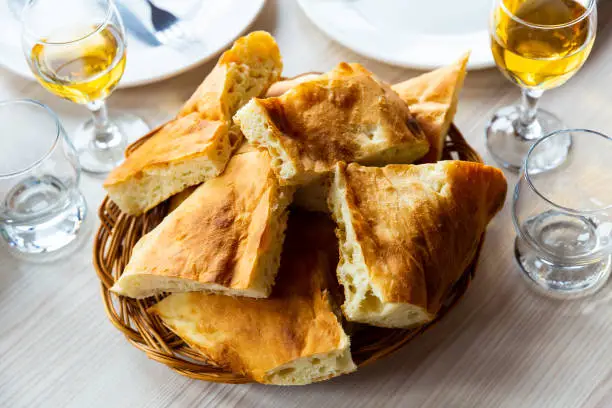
<box><xmin>93</xmin><ymin>121</ymin><xmax>483</xmax><ymax>384</ymax></box>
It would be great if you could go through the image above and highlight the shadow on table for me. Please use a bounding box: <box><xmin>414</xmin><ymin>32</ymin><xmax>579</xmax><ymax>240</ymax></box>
<box><xmin>241</xmin><ymin>252</ymin><xmax>612</xmax><ymax>405</ymax></box>
<box><xmin>235</xmin><ymin>290</ymin><xmax>546</xmax><ymax>407</ymax></box>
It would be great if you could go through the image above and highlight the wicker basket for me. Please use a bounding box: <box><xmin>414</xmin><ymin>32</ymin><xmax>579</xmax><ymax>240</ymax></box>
<box><xmin>93</xmin><ymin>120</ymin><xmax>483</xmax><ymax>384</ymax></box>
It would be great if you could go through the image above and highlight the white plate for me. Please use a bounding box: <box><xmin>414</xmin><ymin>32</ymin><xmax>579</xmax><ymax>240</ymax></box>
<box><xmin>0</xmin><ymin>0</ymin><xmax>265</xmax><ymax>88</ymax></box>
<box><xmin>297</xmin><ymin>0</ymin><xmax>494</xmax><ymax>70</ymax></box>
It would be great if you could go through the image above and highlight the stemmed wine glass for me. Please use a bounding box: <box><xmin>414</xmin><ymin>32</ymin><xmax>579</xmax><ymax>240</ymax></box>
<box><xmin>21</xmin><ymin>0</ymin><xmax>149</xmax><ymax>173</ymax></box>
<box><xmin>487</xmin><ymin>0</ymin><xmax>596</xmax><ymax>173</ymax></box>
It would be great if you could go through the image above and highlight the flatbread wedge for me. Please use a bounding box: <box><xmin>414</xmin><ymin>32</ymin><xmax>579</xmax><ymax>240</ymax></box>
<box><xmin>179</xmin><ymin>31</ymin><xmax>283</xmax><ymax>122</ymax></box>
<box><xmin>328</xmin><ymin>161</ymin><xmax>507</xmax><ymax>328</ymax></box>
<box><xmin>392</xmin><ymin>53</ymin><xmax>469</xmax><ymax>163</ymax></box>
<box><xmin>110</xmin><ymin>146</ymin><xmax>293</xmax><ymax>299</ymax></box>
<box><xmin>103</xmin><ymin>31</ymin><xmax>282</xmax><ymax>215</ymax></box>
<box><xmin>149</xmin><ymin>212</ymin><xmax>356</xmax><ymax>385</ymax></box>
<box><xmin>234</xmin><ymin>62</ymin><xmax>429</xmax><ymax>186</ymax></box>
<box><xmin>103</xmin><ymin>116</ymin><xmax>231</xmax><ymax>215</ymax></box>
<box><xmin>264</xmin><ymin>58</ymin><xmax>469</xmax><ymax>213</ymax></box>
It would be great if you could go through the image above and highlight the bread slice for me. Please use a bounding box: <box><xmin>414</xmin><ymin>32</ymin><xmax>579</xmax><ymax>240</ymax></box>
<box><xmin>392</xmin><ymin>53</ymin><xmax>469</xmax><ymax>163</ymax></box>
<box><xmin>179</xmin><ymin>31</ymin><xmax>283</xmax><ymax>122</ymax></box>
<box><xmin>328</xmin><ymin>161</ymin><xmax>507</xmax><ymax>328</ymax></box>
<box><xmin>110</xmin><ymin>147</ymin><xmax>293</xmax><ymax>299</ymax></box>
<box><xmin>103</xmin><ymin>31</ymin><xmax>282</xmax><ymax>215</ymax></box>
<box><xmin>149</xmin><ymin>212</ymin><xmax>356</xmax><ymax>385</ymax></box>
<box><xmin>103</xmin><ymin>117</ymin><xmax>231</xmax><ymax>215</ymax></box>
<box><xmin>234</xmin><ymin>62</ymin><xmax>429</xmax><ymax>186</ymax></box>
<box><xmin>262</xmin><ymin>57</ymin><xmax>469</xmax><ymax>213</ymax></box>
<box><xmin>272</xmin><ymin>58</ymin><xmax>469</xmax><ymax>213</ymax></box>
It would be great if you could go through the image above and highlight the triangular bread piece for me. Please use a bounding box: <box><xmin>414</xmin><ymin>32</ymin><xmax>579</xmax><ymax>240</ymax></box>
<box><xmin>392</xmin><ymin>53</ymin><xmax>469</xmax><ymax>163</ymax></box>
<box><xmin>265</xmin><ymin>58</ymin><xmax>469</xmax><ymax>213</ymax></box>
<box><xmin>234</xmin><ymin>62</ymin><xmax>429</xmax><ymax>186</ymax></box>
<box><xmin>104</xmin><ymin>31</ymin><xmax>282</xmax><ymax>215</ymax></box>
<box><xmin>179</xmin><ymin>31</ymin><xmax>283</xmax><ymax>122</ymax></box>
<box><xmin>149</xmin><ymin>212</ymin><xmax>356</xmax><ymax>385</ymax></box>
<box><xmin>110</xmin><ymin>146</ymin><xmax>293</xmax><ymax>299</ymax></box>
<box><xmin>103</xmin><ymin>116</ymin><xmax>231</xmax><ymax>215</ymax></box>
<box><xmin>328</xmin><ymin>161</ymin><xmax>507</xmax><ymax>328</ymax></box>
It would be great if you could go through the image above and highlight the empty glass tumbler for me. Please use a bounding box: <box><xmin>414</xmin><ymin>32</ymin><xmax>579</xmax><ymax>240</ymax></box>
<box><xmin>513</xmin><ymin>129</ymin><xmax>612</xmax><ymax>297</ymax></box>
<box><xmin>0</xmin><ymin>100</ymin><xmax>88</xmax><ymax>260</ymax></box>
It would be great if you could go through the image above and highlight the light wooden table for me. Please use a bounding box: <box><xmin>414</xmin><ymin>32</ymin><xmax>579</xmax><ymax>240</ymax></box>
<box><xmin>2</xmin><ymin>1</ymin><xmax>612</xmax><ymax>407</ymax></box>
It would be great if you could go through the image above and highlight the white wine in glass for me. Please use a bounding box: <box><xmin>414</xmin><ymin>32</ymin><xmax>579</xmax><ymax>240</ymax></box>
<box><xmin>22</xmin><ymin>0</ymin><xmax>149</xmax><ymax>173</ymax></box>
<box><xmin>486</xmin><ymin>0</ymin><xmax>596</xmax><ymax>173</ymax></box>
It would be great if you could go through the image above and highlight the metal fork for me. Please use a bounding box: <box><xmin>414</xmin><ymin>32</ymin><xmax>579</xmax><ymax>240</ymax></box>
<box><xmin>145</xmin><ymin>0</ymin><xmax>192</xmax><ymax>45</ymax></box>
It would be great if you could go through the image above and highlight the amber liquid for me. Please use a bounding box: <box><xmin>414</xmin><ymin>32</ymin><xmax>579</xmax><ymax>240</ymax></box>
<box><xmin>30</xmin><ymin>25</ymin><xmax>126</xmax><ymax>105</ymax></box>
<box><xmin>491</xmin><ymin>0</ymin><xmax>594</xmax><ymax>90</ymax></box>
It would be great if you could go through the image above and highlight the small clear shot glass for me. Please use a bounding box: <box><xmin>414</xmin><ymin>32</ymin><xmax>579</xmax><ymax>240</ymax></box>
<box><xmin>0</xmin><ymin>100</ymin><xmax>89</xmax><ymax>261</ymax></box>
<box><xmin>513</xmin><ymin>129</ymin><xmax>612</xmax><ymax>297</ymax></box>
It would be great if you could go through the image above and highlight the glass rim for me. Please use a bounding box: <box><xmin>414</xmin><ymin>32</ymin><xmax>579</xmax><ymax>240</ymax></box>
<box><xmin>21</xmin><ymin>0</ymin><xmax>114</xmax><ymax>46</ymax></box>
<box><xmin>523</xmin><ymin>128</ymin><xmax>612</xmax><ymax>214</ymax></box>
<box><xmin>499</xmin><ymin>0</ymin><xmax>596</xmax><ymax>30</ymax></box>
<box><xmin>0</xmin><ymin>99</ymin><xmax>62</xmax><ymax>179</ymax></box>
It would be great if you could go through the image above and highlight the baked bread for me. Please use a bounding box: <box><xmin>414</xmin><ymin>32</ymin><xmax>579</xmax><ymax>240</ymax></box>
<box><xmin>265</xmin><ymin>59</ymin><xmax>468</xmax><ymax>212</ymax></box>
<box><xmin>149</xmin><ymin>212</ymin><xmax>356</xmax><ymax>385</ymax></box>
<box><xmin>103</xmin><ymin>31</ymin><xmax>282</xmax><ymax>215</ymax></box>
<box><xmin>179</xmin><ymin>31</ymin><xmax>283</xmax><ymax>122</ymax></box>
<box><xmin>265</xmin><ymin>73</ymin><xmax>320</xmax><ymax>97</ymax></box>
<box><xmin>392</xmin><ymin>53</ymin><xmax>469</xmax><ymax>163</ymax></box>
<box><xmin>234</xmin><ymin>62</ymin><xmax>429</xmax><ymax>186</ymax></box>
<box><xmin>103</xmin><ymin>117</ymin><xmax>231</xmax><ymax>215</ymax></box>
<box><xmin>110</xmin><ymin>146</ymin><xmax>293</xmax><ymax>299</ymax></box>
<box><xmin>328</xmin><ymin>161</ymin><xmax>507</xmax><ymax>328</ymax></box>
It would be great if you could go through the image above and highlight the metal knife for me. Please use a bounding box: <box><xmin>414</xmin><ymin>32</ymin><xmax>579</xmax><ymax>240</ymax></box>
<box><xmin>115</xmin><ymin>1</ymin><xmax>162</xmax><ymax>47</ymax></box>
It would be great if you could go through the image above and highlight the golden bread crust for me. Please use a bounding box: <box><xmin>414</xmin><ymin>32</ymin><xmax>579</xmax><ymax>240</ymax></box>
<box><xmin>179</xmin><ymin>31</ymin><xmax>283</xmax><ymax>121</ymax></box>
<box><xmin>334</xmin><ymin>161</ymin><xmax>507</xmax><ymax>320</ymax></box>
<box><xmin>111</xmin><ymin>148</ymin><xmax>293</xmax><ymax>298</ymax></box>
<box><xmin>236</xmin><ymin>62</ymin><xmax>429</xmax><ymax>185</ymax></box>
<box><xmin>103</xmin><ymin>31</ymin><xmax>282</xmax><ymax>214</ymax></box>
<box><xmin>149</xmin><ymin>212</ymin><xmax>355</xmax><ymax>384</ymax></box>
<box><xmin>104</xmin><ymin>116</ymin><xmax>227</xmax><ymax>186</ymax></box>
<box><xmin>266</xmin><ymin>74</ymin><xmax>320</xmax><ymax>97</ymax></box>
<box><xmin>392</xmin><ymin>53</ymin><xmax>469</xmax><ymax>163</ymax></box>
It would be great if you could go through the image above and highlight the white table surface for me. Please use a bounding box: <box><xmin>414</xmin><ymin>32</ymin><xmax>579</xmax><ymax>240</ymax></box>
<box><xmin>3</xmin><ymin>1</ymin><xmax>612</xmax><ymax>407</ymax></box>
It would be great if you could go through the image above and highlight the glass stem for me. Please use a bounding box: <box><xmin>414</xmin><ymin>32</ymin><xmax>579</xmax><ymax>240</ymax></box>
<box><xmin>87</xmin><ymin>100</ymin><xmax>121</xmax><ymax>149</ymax></box>
<box><xmin>516</xmin><ymin>88</ymin><xmax>544</xmax><ymax>141</ymax></box>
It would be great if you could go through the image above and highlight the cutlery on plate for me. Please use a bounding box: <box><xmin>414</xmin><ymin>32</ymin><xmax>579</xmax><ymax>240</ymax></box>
<box><xmin>145</xmin><ymin>0</ymin><xmax>194</xmax><ymax>45</ymax></box>
<box><xmin>116</xmin><ymin>2</ymin><xmax>162</xmax><ymax>46</ymax></box>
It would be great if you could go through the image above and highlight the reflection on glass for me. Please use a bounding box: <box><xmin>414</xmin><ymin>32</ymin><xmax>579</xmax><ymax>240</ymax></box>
<box><xmin>21</xmin><ymin>0</ymin><xmax>149</xmax><ymax>173</ymax></box>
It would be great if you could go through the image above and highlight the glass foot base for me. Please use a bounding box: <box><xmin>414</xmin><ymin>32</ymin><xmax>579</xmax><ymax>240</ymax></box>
<box><xmin>486</xmin><ymin>105</ymin><xmax>569</xmax><ymax>173</ymax></box>
<box><xmin>1</xmin><ymin>191</ymin><xmax>91</xmax><ymax>263</ymax></box>
<box><xmin>515</xmin><ymin>237</ymin><xmax>612</xmax><ymax>299</ymax></box>
<box><xmin>72</xmin><ymin>112</ymin><xmax>149</xmax><ymax>174</ymax></box>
